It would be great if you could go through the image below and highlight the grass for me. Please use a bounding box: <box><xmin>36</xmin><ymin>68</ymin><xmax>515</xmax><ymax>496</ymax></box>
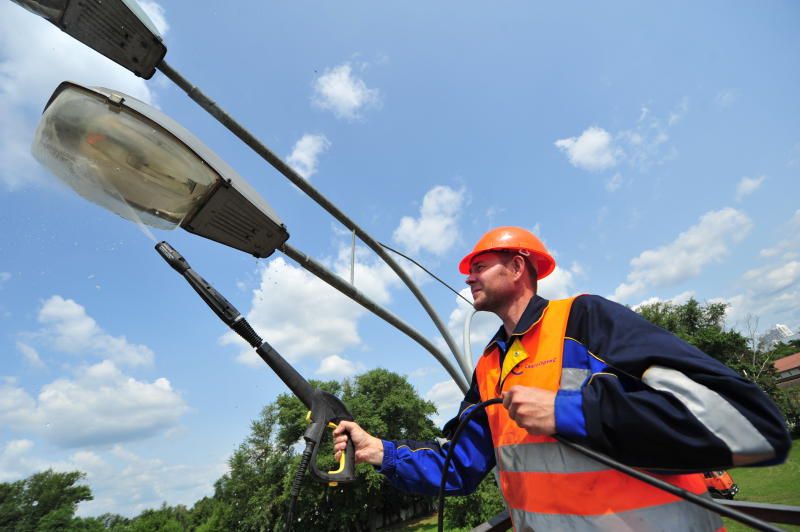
<box><xmin>391</xmin><ymin>440</ymin><xmax>800</xmax><ymax>532</ymax></box>
<box><xmin>723</xmin><ymin>440</ymin><xmax>800</xmax><ymax>531</ymax></box>
<box><xmin>383</xmin><ymin>512</ymin><xmax>438</xmax><ymax>532</ymax></box>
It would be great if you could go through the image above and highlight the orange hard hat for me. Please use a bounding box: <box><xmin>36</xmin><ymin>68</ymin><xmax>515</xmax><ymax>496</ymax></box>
<box><xmin>458</xmin><ymin>226</ymin><xmax>556</xmax><ymax>279</ymax></box>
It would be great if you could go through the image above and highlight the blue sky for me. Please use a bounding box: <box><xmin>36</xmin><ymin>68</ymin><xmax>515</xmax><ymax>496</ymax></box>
<box><xmin>1</xmin><ymin>0</ymin><xmax>798</xmax><ymax>517</ymax></box>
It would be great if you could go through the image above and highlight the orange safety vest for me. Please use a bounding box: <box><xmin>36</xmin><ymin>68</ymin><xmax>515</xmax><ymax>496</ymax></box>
<box><xmin>475</xmin><ymin>297</ymin><xmax>724</xmax><ymax>531</ymax></box>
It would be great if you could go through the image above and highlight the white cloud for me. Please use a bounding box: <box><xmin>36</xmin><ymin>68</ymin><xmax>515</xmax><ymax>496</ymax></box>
<box><xmin>408</xmin><ymin>366</ymin><xmax>439</xmax><ymax>379</ymax></box>
<box><xmin>555</xmin><ymin>127</ymin><xmax>617</xmax><ymax>171</ymax></box>
<box><xmin>332</xmin><ymin>244</ymin><xmax>398</xmax><ymax>305</ymax></box>
<box><xmin>611</xmin><ymin>208</ymin><xmax>752</xmax><ymax>302</ymax></box>
<box><xmin>16</xmin><ymin>341</ymin><xmax>45</xmax><ymax>368</ymax></box>
<box><xmin>0</xmin><ymin>272</ymin><xmax>10</xmax><ymax>285</ymax></box>
<box><xmin>539</xmin><ymin>262</ymin><xmax>583</xmax><ymax>300</ymax></box>
<box><xmin>221</xmin><ymin>257</ymin><xmax>367</xmax><ymax>367</ymax></box>
<box><xmin>557</xmin><ymin>99</ymin><xmax>687</xmax><ymax>176</ymax></box>
<box><xmin>619</xmin><ymin>100</ymin><xmax>685</xmax><ymax>171</ymax></box>
<box><xmin>633</xmin><ymin>290</ymin><xmax>695</xmax><ymax>311</ymax></box>
<box><xmin>0</xmin><ymin>2</ymin><xmax>162</xmax><ymax>189</ymax></box>
<box><xmin>138</xmin><ymin>1</ymin><xmax>170</xmax><ymax>35</ymax></box>
<box><xmin>0</xmin><ymin>439</ymin><xmax>48</xmax><ymax>482</ymax></box>
<box><xmin>312</xmin><ymin>63</ymin><xmax>380</xmax><ymax>120</ymax></box>
<box><xmin>667</xmin><ymin>97</ymin><xmax>689</xmax><ymax>126</ymax></box>
<box><xmin>605</xmin><ymin>173</ymin><xmax>623</xmax><ymax>192</ymax></box>
<box><xmin>287</xmin><ymin>133</ymin><xmax>331</xmax><ymax>179</ymax></box>
<box><xmin>716</xmin><ymin>210</ymin><xmax>800</xmax><ymax>331</ymax></box>
<box><xmin>393</xmin><ymin>185</ymin><xmax>465</xmax><ymax>256</ymax></box>
<box><xmin>735</xmin><ymin>175</ymin><xmax>766</xmax><ymax>202</ymax></box>
<box><xmin>78</xmin><ymin>445</ymin><xmax>224</xmax><ymax>517</ymax></box>
<box><xmin>425</xmin><ymin>379</ymin><xmax>464</xmax><ymax>427</ymax></box>
<box><xmin>38</xmin><ymin>296</ymin><xmax>154</xmax><ymax>366</ymax></box>
<box><xmin>742</xmin><ymin>261</ymin><xmax>800</xmax><ymax>295</ymax></box>
<box><xmin>316</xmin><ymin>355</ymin><xmax>365</xmax><ymax>379</ymax></box>
<box><xmin>0</xmin><ymin>439</ymin><xmax>224</xmax><ymax>518</ymax></box>
<box><xmin>0</xmin><ymin>360</ymin><xmax>186</xmax><ymax>447</ymax></box>
<box><xmin>760</xmin><ymin>209</ymin><xmax>800</xmax><ymax>259</ymax></box>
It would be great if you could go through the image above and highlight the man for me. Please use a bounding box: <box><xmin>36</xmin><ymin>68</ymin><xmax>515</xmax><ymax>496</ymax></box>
<box><xmin>334</xmin><ymin>226</ymin><xmax>791</xmax><ymax>531</ymax></box>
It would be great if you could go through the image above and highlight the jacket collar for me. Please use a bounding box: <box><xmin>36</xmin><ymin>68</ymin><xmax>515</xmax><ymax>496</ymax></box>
<box><xmin>483</xmin><ymin>295</ymin><xmax>549</xmax><ymax>355</ymax></box>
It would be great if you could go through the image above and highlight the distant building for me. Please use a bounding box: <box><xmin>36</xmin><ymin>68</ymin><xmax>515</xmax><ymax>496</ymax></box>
<box><xmin>774</xmin><ymin>352</ymin><xmax>800</xmax><ymax>389</ymax></box>
<box><xmin>759</xmin><ymin>324</ymin><xmax>799</xmax><ymax>351</ymax></box>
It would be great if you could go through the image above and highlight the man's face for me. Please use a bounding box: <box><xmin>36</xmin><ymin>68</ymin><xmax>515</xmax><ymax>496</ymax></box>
<box><xmin>466</xmin><ymin>252</ymin><xmax>516</xmax><ymax>312</ymax></box>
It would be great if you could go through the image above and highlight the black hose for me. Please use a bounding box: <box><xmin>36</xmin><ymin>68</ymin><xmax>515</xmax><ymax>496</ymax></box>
<box><xmin>438</xmin><ymin>398</ymin><xmax>502</xmax><ymax>532</ymax></box>
<box><xmin>285</xmin><ymin>441</ymin><xmax>315</xmax><ymax>532</ymax></box>
<box><xmin>436</xmin><ymin>398</ymin><xmax>783</xmax><ymax>532</ymax></box>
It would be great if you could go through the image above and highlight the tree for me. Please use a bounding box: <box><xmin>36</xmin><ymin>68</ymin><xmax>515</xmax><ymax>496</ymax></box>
<box><xmin>201</xmin><ymin>369</ymin><xmax>442</xmax><ymax>531</ymax></box>
<box><xmin>635</xmin><ymin>299</ymin><xmax>749</xmax><ymax>366</ymax></box>
<box><xmin>0</xmin><ymin>470</ymin><xmax>93</xmax><ymax>531</ymax></box>
<box><xmin>769</xmin><ymin>339</ymin><xmax>800</xmax><ymax>360</ymax></box>
<box><xmin>443</xmin><ymin>474</ymin><xmax>505</xmax><ymax>530</ymax></box>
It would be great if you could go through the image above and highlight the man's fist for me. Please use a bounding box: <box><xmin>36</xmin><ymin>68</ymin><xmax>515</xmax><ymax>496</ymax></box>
<box><xmin>332</xmin><ymin>420</ymin><xmax>385</xmax><ymax>466</ymax></box>
<box><xmin>501</xmin><ymin>385</ymin><xmax>556</xmax><ymax>435</ymax></box>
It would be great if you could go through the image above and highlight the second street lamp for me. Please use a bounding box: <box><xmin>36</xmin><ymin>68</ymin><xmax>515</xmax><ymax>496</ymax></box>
<box><xmin>33</xmin><ymin>81</ymin><xmax>289</xmax><ymax>258</ymax></box>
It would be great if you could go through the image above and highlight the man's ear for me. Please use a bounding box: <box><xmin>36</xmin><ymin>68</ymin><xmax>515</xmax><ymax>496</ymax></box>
<box><xmin>512</xmin><ymin>255</ymin><xmax>526</xmax><ymax>277</ymax></box>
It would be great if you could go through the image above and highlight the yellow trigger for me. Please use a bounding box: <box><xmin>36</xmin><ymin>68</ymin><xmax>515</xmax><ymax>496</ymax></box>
<box><xmin>500</xmin><ymin>338</ymin><xmax>529</xmax><ymax>383</ymax></box>
<box><xmin>306</xmin><ymin>410</ymin><xmax>337</xmax><ymax>429</ymax></box>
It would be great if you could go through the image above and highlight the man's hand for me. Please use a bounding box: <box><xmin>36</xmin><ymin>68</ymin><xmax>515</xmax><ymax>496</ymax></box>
<box><xmin>501</xmin><ymin>385</ymin><xmax>556</xmax><ymax>435</ymax></box>
<box><xmin>332</xmin><ymin>421</ymin><xmax>385</xmax><ymax>466</ymax></box>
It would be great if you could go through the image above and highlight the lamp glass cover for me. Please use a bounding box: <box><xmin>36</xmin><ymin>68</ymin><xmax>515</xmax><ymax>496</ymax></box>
<box><xmin>32</xmin><ymin>86</ymin><xmax>219</xmax><ymax>229</ymax></box>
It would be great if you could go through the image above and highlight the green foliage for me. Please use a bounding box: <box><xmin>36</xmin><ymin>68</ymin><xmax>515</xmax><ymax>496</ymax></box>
<box><xmin>636</xmin><ymin>299</ymin><xmax>749</xmax><ymax>365</ymax></box>
<box><xmin>205</xmin><ymin>369</ymin><xmax>439</xmax><ymax>531</ymax></box>
<box><xmin>443</xmin><ymin>474</ymin><xmax>505</xmax><ymax>530</ymax></box>
<box><xmin>0</xmin><ymin>469</ymin><xmax>93</xmax><ymax>531</ymax></box>
<box><xmin>771</xmin><ymin>339</ymin><xmax>800</xmax><ymax>360</ymax></box>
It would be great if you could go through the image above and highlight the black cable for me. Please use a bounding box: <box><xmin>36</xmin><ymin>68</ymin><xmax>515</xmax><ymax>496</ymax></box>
<box><xmin>436</xmin><ymin>398</ymin><xmax>783</xmax><ymax>532</ymax></box>
<box><xmin>380</xmin><ymin>242</ymin><xmax>474</xmax><ymax>307</ymax></box>
<box><xmin>285</xmin><ymin>441</ymin><xmax>315</xmax><ymax>532</ymax></box>
<box><xmin>438</xmin><ymin>398</ymin><xmax>502</xmax><ymax>532</ymax></box>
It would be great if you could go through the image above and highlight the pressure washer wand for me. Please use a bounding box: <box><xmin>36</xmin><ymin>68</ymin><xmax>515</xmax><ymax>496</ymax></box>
<box><xmin>156</xmin><ymin>241</ymin><xmax>315</xmax><ymax>404</ymax></box>
<box><xmin>155</xmin><ymin>241</ymin><xmax>357</xmax><ymax>490</ymax></box>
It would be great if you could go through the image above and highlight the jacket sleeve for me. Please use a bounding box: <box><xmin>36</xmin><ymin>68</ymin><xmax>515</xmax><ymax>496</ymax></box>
<box><xmin>554</xmin><ymin>295</ymin><xmax>791</xmax><ymax>471</ymax></box>
<box><xmin>377</xmin><ymin>374</ymin><xmax>496</xmax><ymax>496</ymax></box>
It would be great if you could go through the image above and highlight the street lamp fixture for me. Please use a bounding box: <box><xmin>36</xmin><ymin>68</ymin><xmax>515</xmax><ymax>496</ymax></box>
<box><xmin>10</xmin><ymin>0</ymin><xmax>166</xmax><ymax>79</ymax></box>
<box><xmin>32</xmin><ymin>81</ymin><xmax>289</xmax><ymax>258</ymax></box>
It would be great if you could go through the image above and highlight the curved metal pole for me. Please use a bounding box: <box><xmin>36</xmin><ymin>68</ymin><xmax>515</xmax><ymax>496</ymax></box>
<box><xmin>281</xmin><ymin>243</ymin><xmax>469</xmax><ymax>392</ymax></box>
<box><xmin>156</xmin><ymin>61</ymin><xmax>465</xmax><ymax>369</ymax></box>
<box><xmin>462</xmin><ymin>306</ymin><xmax>478</xmax><ymax>375</ymax></box>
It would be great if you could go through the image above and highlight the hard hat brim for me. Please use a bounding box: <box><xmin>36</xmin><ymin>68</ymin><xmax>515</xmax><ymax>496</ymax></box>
<box><xmin>458</xmin><ymin>248</ymin><xmax>556</xmax><ymax>280</ymax></box>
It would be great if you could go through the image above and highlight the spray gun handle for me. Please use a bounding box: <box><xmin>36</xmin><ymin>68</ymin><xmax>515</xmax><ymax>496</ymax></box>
<box><xmin>305</xmin><ymin>390</ymin><xmax>357</xmax><ymax>484</ymax></box>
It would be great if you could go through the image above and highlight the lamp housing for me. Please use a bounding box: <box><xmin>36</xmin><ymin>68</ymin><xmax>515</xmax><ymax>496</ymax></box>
<box><xmin>10</xmin><ymin>0</ymin><xmax>166</xmax><ymax>79</ymax></box>
<box><xmin>32</xmin><ymin>81</ymin><xmax>289</xmax><ymax>258</ymax></box>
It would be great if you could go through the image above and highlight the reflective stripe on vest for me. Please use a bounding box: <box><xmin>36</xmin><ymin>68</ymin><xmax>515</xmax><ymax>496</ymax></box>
<box><xmin>475</xmin><ymin>297</ymin><xmax>722</xmax><ymax>532</ymax></box>
<box><xmin>510</xmin><ymin>496</ymin><xmax>724</xmax><ymax>532</ymax></box>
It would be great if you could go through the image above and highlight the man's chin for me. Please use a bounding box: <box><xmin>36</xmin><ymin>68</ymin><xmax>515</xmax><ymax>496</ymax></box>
<box><xmin>473</xmin><ymin>297</ymin><xmax>491</xmax><ymax>312</ymax></box>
